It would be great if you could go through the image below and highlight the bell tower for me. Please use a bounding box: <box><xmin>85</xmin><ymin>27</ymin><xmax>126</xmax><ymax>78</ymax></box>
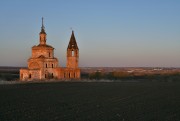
<box><xmin>39</xmin><ymin>17</ymin><xmax>46</xmax><ymax>45</ymax></box>
<box><xmin>66</xmin><ymin>31</ymin><xmax>79</xmax><ymax>68</ymax></box>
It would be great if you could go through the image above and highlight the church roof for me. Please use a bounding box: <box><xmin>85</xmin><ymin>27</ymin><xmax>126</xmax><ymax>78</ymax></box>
<box><xmin>32</xmin><ymin>44</ymin><xmax>54</xmax><ymax>49</ymax></box>
<box><xmin>37</xmin><ymin>44</ymin><xmax>53</xmax><ymax>48</ymax></box>
<box><xmin>67</xmin><ymin>31</ymin><xmax>79</xmax><ymax>50</ymax></box>
<box><xmin>40</xmin><ymin>28</ymin><xmax>46</xmax><ymax>34</ymax></box>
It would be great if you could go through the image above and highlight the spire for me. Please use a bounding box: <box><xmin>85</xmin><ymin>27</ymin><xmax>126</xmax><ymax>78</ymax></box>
<box><xmin>39</xmin><ymin>17</ymin><xmax>47</xmax><ymax>45</ymax></box>
<box><xmin>67</xmin><ymin>30</ymin><xmax>78</xmax><ymax>50</ymax></box>
<box><xmin>42</xmin><ymin>17</ymin><xmax>44</xmax><ymax>26</ymax></box>
<box><xmin>40</xmin><ymin>17</ymin><xmax>46</xmax><ymax>34</ymax></box>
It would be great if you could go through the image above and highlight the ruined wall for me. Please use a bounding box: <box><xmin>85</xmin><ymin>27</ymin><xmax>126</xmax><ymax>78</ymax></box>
<box><xmin>55</xmin><ymin>68</ymin><xmax>80</xmax><ymax>79</ymax></box>
<box><xmin>20</xmin><ymin>69</ymin><xmax>29</xmax><ymax>80</ymax></box>
<box><xmin>20</xmin><ymin>69</ymin><xmax>40</xmax><ymax>81</ymax></box>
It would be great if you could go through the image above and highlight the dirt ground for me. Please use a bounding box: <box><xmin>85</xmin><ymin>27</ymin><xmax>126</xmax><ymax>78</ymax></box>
<box><xmin>0</xmin><ymin>81</ymin><xmax>180</xmax><ymax>121</ymax></box>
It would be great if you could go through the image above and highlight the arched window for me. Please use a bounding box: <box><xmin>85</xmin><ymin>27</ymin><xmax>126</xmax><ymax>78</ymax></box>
<box><xmin>29</xmin><ymin>74</ymin><xmax>31</xmax><ymax>78</ymax></box>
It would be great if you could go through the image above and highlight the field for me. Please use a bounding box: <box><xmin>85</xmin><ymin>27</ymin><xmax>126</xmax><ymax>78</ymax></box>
<box><xmin>0</xmin><ymin>82</ymin><xmax>180</xmax><ymax>121</ymax></box>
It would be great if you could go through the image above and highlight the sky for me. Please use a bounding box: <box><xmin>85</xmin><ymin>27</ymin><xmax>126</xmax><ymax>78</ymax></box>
<box><xmin>0</xmin><ymin>0</ymin><xmax>180</xmax><ymax>67</ymax></box>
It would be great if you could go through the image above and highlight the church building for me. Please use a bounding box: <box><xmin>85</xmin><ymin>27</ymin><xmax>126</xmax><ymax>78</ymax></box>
<box><xmin>20</xmin><ymin>18</ymin><xmax>80</xmax><ymax>81</ymax></box>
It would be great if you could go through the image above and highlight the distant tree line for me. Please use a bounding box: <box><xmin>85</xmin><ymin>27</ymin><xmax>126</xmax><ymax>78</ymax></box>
<box><xmin>0</xmin><ymin>70</ymin><xmax>19</xmax><ymax>81</ymax></box>
<box><xmin>1</xmin><ymin>69</ymin><xmax>180</xmax><ymax>82</ymax></box>
<box><xmin>81</xmin><ymin>71</ymin><xmax>180</xmax><ymax>82</ymax></box>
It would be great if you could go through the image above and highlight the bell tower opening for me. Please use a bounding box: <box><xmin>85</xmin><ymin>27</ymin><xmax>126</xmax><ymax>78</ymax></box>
<box><xmin>72</xmin><ymin>50</ymin><xmax>74</xmax><ymax>56</ymax></box>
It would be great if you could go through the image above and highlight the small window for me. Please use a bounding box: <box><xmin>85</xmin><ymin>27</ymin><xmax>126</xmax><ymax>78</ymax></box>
<box><xmin>52</xmin><ymin>64</ymin><xmax>53</xmax><ymax>68</ymax></box>
<box><xmin>69</xmin><ymin>73</ymin><xmax>70</xmax><ymax>78</ymax></box>
<box><xmin>52</xmin><ymin>73</ymin><xmax>54</xmax><ymax>78</ymax></box>
<box><xmin>46</xmin><ymin>64</ymin><xmax>47</xmax><ymax>68</ymax></box>
<box><xmin>49</xmin><ymin>52</ymin><xmax>50</xmax><ymax>57</ymax></box>
<box><xmin>29</xmin><ymin>74</ymin><xmax>31</xmax><ymax>78</ymax></box>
